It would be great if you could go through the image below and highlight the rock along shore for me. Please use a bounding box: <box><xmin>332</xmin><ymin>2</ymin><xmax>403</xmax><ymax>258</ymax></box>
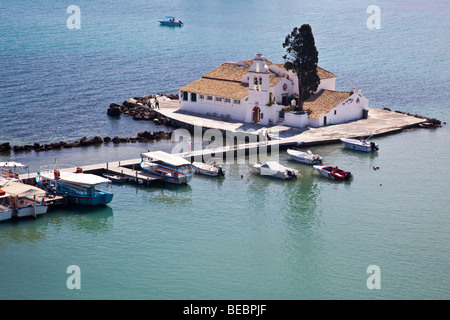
<box><xmin>0</xmin><ymin>131</ymin><xmax>172</xmax><ymax>154</ymax></box>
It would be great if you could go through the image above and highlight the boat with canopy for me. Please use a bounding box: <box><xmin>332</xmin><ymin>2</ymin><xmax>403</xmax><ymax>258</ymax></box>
<box><xmin>159</xmin><ymin>16</ymin><xmax>183</xmax><ymax>26</ymax></box>
<box><xmin>140</xmin><ymin>151</ymin><xmax>192</xmax><ymax>184</ymax></box>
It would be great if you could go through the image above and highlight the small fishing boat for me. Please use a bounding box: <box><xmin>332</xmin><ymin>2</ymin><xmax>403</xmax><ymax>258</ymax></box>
<box><xmin>140</xmin><ymin>151</ymin><xmax>192</xmax><ymax>185</ymax></box>
<box><xmin>159</xmin><ymin>16</ymin><xmax>183</xmax><ymax>26</ymax></box>
<box><xmin>287</xmin><ymin>149</ymin><xmax>323</xmax><ymax>164</ymax></box>
<box><xmin>0</xmin><ymin>161</ymin><xmax>28</xmax><ymax>186</ymax></box>
<box><xmin>313</xmin><ymin>165</ymin><xmax>353</xmax><ymax>181</ymax></box>
<box><xmin>0</xmin><ymin>181</ymin><xmax>48</xmax><ymax>218</ymax></box>
<box><xmin>340</xmin><ymin>136</ymin><xmax>379</xmax><ymax>152</ymax></box>
<box><xmin>253</xmin><ymin>161</ymin><xmax>299</xmax><ymax>179</ymax></box>
<box><xmin>0</xmin><ymin>190</ymin><xmax>14</xmax><ymax>222</ymax></box>
<box><xmin>192</xmin><ymin>161</ymin><xmax>225</xmax><ymax>177</ymax></box>
<box><xmin>103</xmin><ymin>173</ymin><xmax>128</xmax><ymax>183</ymax></box>
<box><xmin>36</xmin><ymin>168</ymin><xmax>113</xmax><ymax>206</ymax></box>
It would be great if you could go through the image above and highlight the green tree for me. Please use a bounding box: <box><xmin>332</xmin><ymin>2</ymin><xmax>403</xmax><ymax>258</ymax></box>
<box><xmin>282</xmin><ymin>24</ymin><xmax>320</xmax><ymax>112</ymax></box>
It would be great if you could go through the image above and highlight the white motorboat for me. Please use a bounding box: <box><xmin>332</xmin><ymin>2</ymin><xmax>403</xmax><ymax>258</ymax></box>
<box><xmin>140</xmin><ymin>151</ymin><xmax>192</xmax><ymax>184</ymax></box>
<box><xmin>253</xmin><ymin>161</ymin><xmax>299</xmax><ymax>179</ymax></box>
<box><xmin>341</xmin><ymin>136</ymin><xmax>379</xmax><ymax>152</ymax></box>
<box><xmin>192</xmin><ymin>161</ymin><xmax>225</xmax><ymax>177</ymax></box>
<box><xmin>287</xmin><ymin>149</ymin><xmax>323</xmax><ymax>164</ymax></box>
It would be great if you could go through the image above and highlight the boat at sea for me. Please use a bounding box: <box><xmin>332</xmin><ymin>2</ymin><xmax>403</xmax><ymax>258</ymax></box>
<box><xmin>253</xmin><ymin>161</ymin><xmax>299</xmax><ymax>179</ymax></box>
<box><xmin>0</xmin><ymin>190</ymin><xmax>14</xmax><ymax>222</ymax></box>
<box><xmin>140</xmin><ymin>151</ymin><xmax>192</xmax><ymax>184</ymax></box>
<box><xmin>287</xmin><ymin>149</ymin><xmax>323</xmax><ymax>165</ymax></box>
<box><xmin>159</xmin><ymin>16</ymin><xmax>183</xmax><ymax>26</ymax></box>
<box><xmin>36</xmin><ymin>167</ymin><xmax>113</xmax><ymax>206</ymax></box>
<box><xmin>340</xmin><ymin>136</ymin><xmax>379</xmax><ymax>152</ymax></box>
<box><xmin>313</xmin><ymin>165</ymin><xmax>353</xmax><ymax>181</ymax></box>
<box><xmin>0</xmin><ymin>181</ymin><xmax>48</xmax><ymax>218</ymax></box>
<box><xmin>192</xmin><ymin>161</ymin><xmax>225</xmax><ymax>177</ymax></box>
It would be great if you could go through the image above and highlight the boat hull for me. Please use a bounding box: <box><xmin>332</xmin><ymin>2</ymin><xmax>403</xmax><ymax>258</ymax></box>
<box><xmin>16</xmin><ymin>204</ymin><xmax>48</xmax><ymax>218</ymax></box>
<box><xmin>66</xmin><ymin>192</ymin><xmax>114</xmax><ymax>206</ymax></box>
<box><xmin>159</xmin><ymin>20</ymin><xmax>183</xmax><ymax>26</ymax></box>
<box><xmin>0</xmin><ymin>206</ymin><xmax>13</xmax><ymax>222</ymax></box>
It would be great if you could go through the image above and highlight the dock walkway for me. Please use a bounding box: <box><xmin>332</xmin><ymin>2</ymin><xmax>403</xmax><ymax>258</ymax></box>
<box><xmin>19</xmin><ymin>102</ymin><xmax>428</xmax><ymax>186</ymax></box>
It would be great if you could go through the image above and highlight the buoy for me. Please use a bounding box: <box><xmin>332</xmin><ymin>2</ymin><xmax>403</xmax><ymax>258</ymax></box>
<box><xmin>241</xmin><ymin>174</ymin><xmax>243</xmax><ymax>179</ymax></box>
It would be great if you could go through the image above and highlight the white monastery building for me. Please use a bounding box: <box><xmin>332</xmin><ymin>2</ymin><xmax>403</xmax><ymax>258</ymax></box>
<box><xmin>178</xmin><ymin>53</ymin><xmax>369</xmax><ymax>128</ymax></box>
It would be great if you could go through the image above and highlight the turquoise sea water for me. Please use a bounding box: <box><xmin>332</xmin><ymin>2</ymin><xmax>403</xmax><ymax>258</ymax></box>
<box><xmin>1</xmin><ymin>0</ymin><xmax>449</xmax><ymax>300</ymax></box>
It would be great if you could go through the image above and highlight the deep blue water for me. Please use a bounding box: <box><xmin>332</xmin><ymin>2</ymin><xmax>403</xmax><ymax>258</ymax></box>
<box><xmin>0</xmin><ymin>0</ymin><xmax>449</xmax><ymax>300</ymax></box>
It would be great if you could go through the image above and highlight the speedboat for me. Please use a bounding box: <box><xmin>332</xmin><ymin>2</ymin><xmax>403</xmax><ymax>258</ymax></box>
<box><xmin>192</xmin><ymin>161</ymin><xmax>225</xmax><ymax>177</ymax></box>
<box><xmin>340</xmin><ymin>136</ymin><xmax>379</xmax><ymax>152</ymax></box>
<box><xmin>36</xmin><ymin>168</ymin><xmax>113</xmax><ymax>206</ymax></box>
<box><xmin>253</xmin><ymin>161</ymin><xmax>299</xmax><ymax>179</ymax></box>
<box><xmin>140</xmin><ymin>151</ymin><xmax>192</xmax><ymax>184</ymax></box>
<box><xmin>0</xmin><ymin>181</ymin><xmax>48</xmax><ymax>217</ymax></box>
<box><xmin>313</xmin><ymin>165</ymin><xmax>353</xmax><ymax>181</ymax></box>
<box><xmin>287</xmin><ymin>149</ymin><xmax>323</xmax><ymax>164</ymax></box>
<box><xmin>159</xmin><ymin>16</ymin><xmax>183</xmax><ymax>26</ymax></box>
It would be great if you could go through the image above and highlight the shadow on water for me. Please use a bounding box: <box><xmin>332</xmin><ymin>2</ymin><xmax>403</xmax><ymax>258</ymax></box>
<box><xmin>0</xmin><ymin>205</ymin><xmax>114</xmax><ymax>243</ymax></box>
<box><xmin>341</xmin><ymin>146</ymin><xmax>379</xmax><ymax>160</ymax></box>
<box><xmin>131</xmin><ymin>181</ymin><xmax>193</xmax><ymax>205</ymax></box>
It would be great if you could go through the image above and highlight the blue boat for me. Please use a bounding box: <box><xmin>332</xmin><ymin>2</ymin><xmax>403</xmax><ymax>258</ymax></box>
<box><xmin>159</xmin><ymin>16</ymin><xmax>183</xmax><ymax>27</ymax></box>
<box><xmin>36</xmin><ymin>169</ymin><xmax>113</xmax><ymax>206</ymax></box>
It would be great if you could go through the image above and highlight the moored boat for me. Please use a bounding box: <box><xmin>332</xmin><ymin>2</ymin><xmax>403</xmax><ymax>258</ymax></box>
<box><xmin>192</xmin><ymin>161</ymin><xmax>224</xmax><ymax>177</ymax></box>
<box><xmin>0</xmin><ymin>161</ymin><xmax>28</xmax><ymax>186</ymax></box>
<box><xmin>140</xmin><ymin>151</ymin><xmax>192</xmax><ymax>185</ymax></box>
<box><xmin>287</xmin><ymin>149</ymin><xmax>323</xmax><ymax>164</ymax></box>
<box><xmin>313</xmin><ymin>165</ymin><xmax>353</xmax><ymax>181</ymax></box>
<box><xmin>36</xmin><ymin>168</ymin><xmax>113</xmax><ymax>206</ymax></box>
<box><xmin>0</xmin><ymin>181</ymin><xmax>48</xmax><ymax>218</ymax></box>
<box><xmin>340</xmin><ymin>136</ymin><xmax>379</xmax><ymax>152</ymax></box>
<box><xmin>253</xmin><ymin>161</ymin><xmax>299</xmax><ymax>179</ymax></box>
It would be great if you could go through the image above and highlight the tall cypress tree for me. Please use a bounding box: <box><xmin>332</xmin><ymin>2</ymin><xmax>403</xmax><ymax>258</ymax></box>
<box><xmin>282</xmin><ymin>24</ymin><xmax>320</xmax><ymax>112</ymax></box>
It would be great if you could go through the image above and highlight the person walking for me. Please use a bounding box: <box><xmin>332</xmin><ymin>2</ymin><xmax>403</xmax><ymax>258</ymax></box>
<box><xmin>155</xmin><ymin>97</ymin><xmax>160</xmax><ymax>109</ymax></box>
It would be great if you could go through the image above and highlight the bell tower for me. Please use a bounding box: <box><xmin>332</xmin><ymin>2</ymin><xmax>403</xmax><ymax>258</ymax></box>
<box><xmin>247</xmin><ymin>53</ymin><xmax>270</xmax><ymax>106</ymax></box>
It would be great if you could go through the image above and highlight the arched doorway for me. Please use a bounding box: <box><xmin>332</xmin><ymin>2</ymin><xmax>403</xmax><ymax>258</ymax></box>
<box><xmin>252</xmin><ymin>106</ymin><xmax>261</xmax><ymax>123</ymax></box>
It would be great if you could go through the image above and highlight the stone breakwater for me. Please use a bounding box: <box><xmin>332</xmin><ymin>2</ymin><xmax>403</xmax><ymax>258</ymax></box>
<box><xmin>383</xmin><ymin>108</ymin><xmax>443</xmax><ymax>128</ymax></box>
<box><xmin>107</xmin><ymin>93</ymin><xmax>179</xmax><ymax>126</ymax></box>
<box><xmin>0</xmin><ymin>131</ymin><xmax>172</xmax><ymax>154</ymax></box>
